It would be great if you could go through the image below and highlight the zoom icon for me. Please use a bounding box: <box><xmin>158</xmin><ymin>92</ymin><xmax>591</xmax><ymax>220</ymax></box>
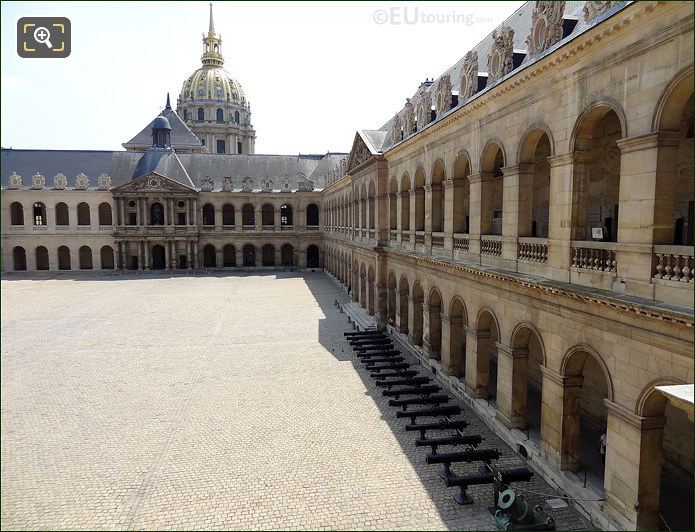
<box><xmin>17</xmin><ymin>17</ymin><xmax>71</xmax><ymax>58</ymax></box>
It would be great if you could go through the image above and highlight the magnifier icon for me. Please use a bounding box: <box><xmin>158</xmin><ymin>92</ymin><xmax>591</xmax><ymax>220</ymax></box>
<box><xmin>33</xmin><ymin>26</ymin><xmax>52</xmax><ymax>49</ymax></box>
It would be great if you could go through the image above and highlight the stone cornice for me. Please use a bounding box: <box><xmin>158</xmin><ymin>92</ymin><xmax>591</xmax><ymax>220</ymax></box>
<box><xmin>604</xmin><ymin>399</ymin><xmax>667</xmax><ymax>430</ymax></box>
<box><xmin>616</xmin><ymin>131</ymin><xmax>682</xmax><ymax>153</ymax></box>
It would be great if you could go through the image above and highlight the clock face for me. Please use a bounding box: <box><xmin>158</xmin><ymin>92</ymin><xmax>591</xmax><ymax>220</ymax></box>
<box><xmin>149</xmin><ymin>178</ymin><xmax>159</xmax><ymax>188</ymax></box>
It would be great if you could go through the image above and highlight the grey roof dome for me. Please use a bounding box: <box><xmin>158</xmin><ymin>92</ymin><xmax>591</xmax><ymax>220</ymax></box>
<box><xmin>152</xmin><ymin>115</ymin><xmax>171</xmax><ymax>130</ymax></box>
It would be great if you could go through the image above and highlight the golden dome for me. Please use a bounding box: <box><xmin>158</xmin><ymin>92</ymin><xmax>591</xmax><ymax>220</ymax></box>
<box><xmin>179</xmin><ymin>66</ymin><xmax>246</xmax><ymax>106</ymax></box>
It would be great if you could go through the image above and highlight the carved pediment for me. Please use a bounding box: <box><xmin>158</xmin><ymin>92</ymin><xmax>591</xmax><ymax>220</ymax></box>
<box><xmin>416</xmin><ymin>89</ymin><xmax>432</xmax><ymax>130</ymax></box>
<box><xmin>526</xmin><ymin>1</ymin><xmax>565</xmax><ymax>57</ymax></box>
<box><xmin>459</xmin><ymin>51</ymin><xmax>479</xmax><ymax>102</ymax></box>
<box><xmin>111</xmin><ymin>172</ymin><xmax>195</xmax><ymax>193</ymax></box>
<box><xmin>200</xmin><ymin>176</ymin><xmax>214</xmax><ymax>192</ymax></box>
<box><xmin>97</xmin><ymin>173</ymin><xmax>112</xmax><ymax>190</ymax></box>
<box><xmin>31</xmin><ymin>173</ymin><xmax>46</xmax><ymax>190</ymax></box>
<box><xmin>487</xmin><ymin>26</ymin><xmax>515</xmax><ymax>86</ymax></box>
<box><xmin>261</xmin><ymin>176</ymin><xmax>273</xmax><ymax>192</ymax></box>
<box><xmin>297</xmin><ymin>174</ymin><xmax>314</xmax><ymax>192</ymax></box>
<box><xmin>583</xmin><ymin>1</ymin><xmax>617</xmax><ymax>22</ymax></box>
<box><xmin>434</xmin><ymin>74</ymin><xmax>453</xmax><ymax>117</ymax></box>
<box><xmin>242</xmin><ymin>176</ymin><xmax>254</xmax><ymax>192</ymax></box>
<box><xmin>222</xmin><ymin>176</ymin><xmax>234</xmax><ymax>191</ymax></box>
<box><xmin>53</xmin><ymin>173</ymin><xmax>67</xmax><ymax>189</ymax></box>
<box><xmin>346</xmin><ymin>133</ymin><xmax>374</xmax><ymax>172</ymax></box>
<box><xmin>75</xmin><ymin>172</ymin><xmax>90</xmax><ymax>190</ymax></box>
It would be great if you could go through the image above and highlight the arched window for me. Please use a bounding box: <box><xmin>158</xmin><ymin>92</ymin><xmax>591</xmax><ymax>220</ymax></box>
<box><xmin>202</xmin><ymin>203</ymin><xmax>215</xmax><ymax>226</ymax></box>
<box><xmin>197</xmin><ymin>107</ymin><xmax>205</xmax><ymax>121</ymax></box>
<box><xmin>100</xmin><ymin>246</ymin><xmax>114</xmax><ymax>269</ymax></box>
<box><xmin>242</xmin><ymin>204</ymin><xmax>255</xmax><ymax>226</ymax></box>
<box><xmin>223</xmin><ymin>244</ymin><xmax>236</xmax><ymax>267</ymax></box>
<box><xmin>98</xmin><ymin>202</ymin><xmax>112</xmax><ymax>225</ymax></box>
<box><xmin>77</xmin><ymin>202</ymin><xmax>90</xmax><ymax>226</ymax></box>
<box><xmin>306</xmin><ymin>203</ymin><xmax>319</xmax><ymax>227</ymax></box>
<box><xmin>58</xmin><ymin>246</ymin><xmax>71</xmax><ymax>270</ymax></box>
<box><xmin>10</xmin><ymin>202</ymin><xmax>24</xmax><ymax>225</ymax></box>
<box><xmin>262</xmin><ymin>244</ymin><xmax>275</xmax><ymax>266</ymax></box>
<box><xmin>79</xmin><ymin>246</ymin><xmax>93</xmax><ymax>269</ymax></box>
<box><xmin>243</xmin><ymin>244</ymin><xmax>256</xmax><ymax>267</ymax></box>
<box><xmin>281</xmin><ymin>204</ymin><xmax>293</xmax><ymax>226</ymax></box>
<box><xmin>203</xmin><ymin>244</ymin><xmax>216</xmax><ymax>268</ymax></box>
<box><xmin>54</xmin><ymin>202</ymin><xmax>69</xmax><ymax>226</ymax></box>
<box><xmin>261</xmin><ymin>204</ymin><xmax>274</xmax><ymax>226</ymax></box>
<box><xmin>234</xmin><ymin>111</ymin><xmax>240</xmax><ymax>123</ymax></box>
<box><xmin>216</xmin><ymin>139</ymin><xmax>225</xmax><ymax>154</ymax></box>
<box><xmin>35</xmin><ymin>246</ymin><xmax>49</xmax><ymax>270</ymax></box>
<box><xmin>222</xmin><ymin>204</ymin><xmax>235</xmax><ymax>226</ymax></box>
<box><xmin>13</xmin><ymin>246</ymin><xmax>27</xmax><ymax>271</ymax></box>
<box><xmin>150</xmin><ymin>202</ymin><xmax>164</xmax><ymax>225</ymax></box>
<box><xmin>216</xmin><ymin>108</ymin><xmax>224</xmax><ymax>123</ymax></box>
<box><xmin>33</xmin><ymin>202</ymin><xmax>46</xmax><ymax>226</ymax></box>
<box><xmin>306</xmin><ymin>245</ymin><xmax>320</xmax><ymax>268</ymax></box>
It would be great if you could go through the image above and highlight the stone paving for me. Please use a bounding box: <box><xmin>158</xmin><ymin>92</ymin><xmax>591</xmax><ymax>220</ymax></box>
<box><xmin>1</xmin><ymin>271</ymin><xmax>588</xmax><ymax>530</ymax></box>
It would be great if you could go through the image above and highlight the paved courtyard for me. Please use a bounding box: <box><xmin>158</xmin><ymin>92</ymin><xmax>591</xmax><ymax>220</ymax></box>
<box><xmin>1</xmin><ymin>271</ymin><xmax>587</xmax><ymax>530</ymax></box>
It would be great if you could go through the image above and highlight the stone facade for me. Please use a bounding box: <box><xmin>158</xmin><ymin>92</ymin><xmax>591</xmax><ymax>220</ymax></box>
<box><xmin>322</xmin><ymin>2</ymin><xmax>694</xmax><ymax>530</ymax></box>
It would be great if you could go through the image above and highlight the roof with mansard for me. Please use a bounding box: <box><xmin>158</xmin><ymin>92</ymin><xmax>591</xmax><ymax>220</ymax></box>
<box><xmin>0</xmin><ymin>148</ymin><xmax>348</xmax><ymax>192</ymax></box>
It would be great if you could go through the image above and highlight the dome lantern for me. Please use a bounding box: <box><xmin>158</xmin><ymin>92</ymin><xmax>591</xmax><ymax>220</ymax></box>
<box><xmin>201</xmin><ymin>3</ymin><xmax>224</xmax><ymax>68</ymax></box>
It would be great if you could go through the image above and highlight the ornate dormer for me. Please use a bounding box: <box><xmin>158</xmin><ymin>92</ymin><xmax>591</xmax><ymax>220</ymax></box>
<box><xmin>434</xmin><ymin>74</ymin><xmax>453</xmax><ymax>117</ymax></box>
<box><xmin>416</xmin><ymin>89</ymin><xmax>432</xmax><ymax>131</ymax></box>
<box><xmin>459</xmin><ymin>51</ymin><xmax>479</xmax><ymax>103</ymax></box>
<box><xmin>487</xmin><ymin>26</ymin><xmax>515</xmax><ymax>86</ymax></box>
<box><xmin>526</xmin><ymin>2</ymin><xmax>565</xmax><ymax>57</ymax></box>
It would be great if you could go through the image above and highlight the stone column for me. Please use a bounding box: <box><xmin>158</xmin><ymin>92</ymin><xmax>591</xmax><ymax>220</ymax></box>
<box><xmin>407</xmin><ymin>295</ymin><xmax>423</xmax><ymax>346</ymax></box>
<box><xmin>163</xmin><ymin>198</ymin><xmax>170</xmax><ymax>226</ymax></box>
<box><xmin>274</xmin><ymin>207</ymin><xmax>281</xmax><ymax>230</ymax></box>
<box><xmin>546</xmin><ymin>153</ymin><xmax>585</xmax><ymax>282</ymax></box>
<box><xmin>615</xmin><ymin>132</ymin><xmax>681</xmax><ymax>300</ymax></box>
<box><xmin>214</xmin><ymin>204</ymin><xmax>222</xmax><ymax>228</ymax></box>
<box><xmin>495</xmin><ymin>343</ymin><xmax>529</xmax><ymax>429</ymax></box>
<box><xmin>143</xmin><ymin>241</ymin><xmax>150</xmax><ymax>270</ymax></box>
<box><xmin>215</xmin><ymin>247</ymin><xmax>223</xmax><ymax>268</ymax></box>
<box><xmin>255</xmin><ymin>208</ymin><xmax>262</xmax><ymax>231</ymax></box>
<box><xmin>137</xmin><ymin>241</ymin><xmax>144</xmax><ymax>270</ymax></box>
<box><xmin>441</xmin><ymin>313</ymin><xmax>464</xmax><ymax>376</ymax></box>
<box><xmin>409</xmin><ymin>191</ymin><xmax>417</xmax><ymax>246</ymax></box>
<box><xmin>464</xmin><ymin>326</ymin><xmax>490</xmax><ymax>398</ymax></box>
<box><xmin>467</xmin><ymin>173</ymin><xmax>484</xmax><ymax>255</ymax></box>
<box><xmin>440</xmin><ymin>314</ymin><xmax>452</xmax><ymax>371</ymax></box>
<box><xmin>443</xmin><ymin>180</ymin><xmax>455</xmax><ymax>250</ymax></box>
<box><xmin>603</xmin><ymin>400</ymin><xmax>667</xmax><ymax>530</ymax></box>
<box><xmin>234</xmin><ymin>206</ymin><xmax>242</xmax><ymax>229</ymax></box>
<box><xmin>275</xmin><ymin>246</ymin><xmax>282</xmax><ymax>268</ymax></box>
<box><xmin>500</xmin><ymin>164</ymin><xmax>533</xmax><ymax>267</ymax></box>
<box><xmin>395</xmin><ymin>192</ymin><xmax>403</xmax><ymax>243</ymax></box>
<box><xmin>359</xmin><ymin>274</ymin><xmax>367</xmax><ymax>308</ymax></box>
<box><xmin>424</xmin><ymin>184</ymin><xmax>433</xmax><ymax>248</ymax></box>
<box><xmin>116</xmin><ymin>241</ymin><xmax>123</xmax><ymax>270</ymax></box>
<box><xmin>235</xmin><ymin>246</ymin><xmax>243</xmax><ymax>268</ymax></box>
<box><xmin>398</xmin><ymin>290</ymin><xmax>409</xmax><ymax>333</ymax></box>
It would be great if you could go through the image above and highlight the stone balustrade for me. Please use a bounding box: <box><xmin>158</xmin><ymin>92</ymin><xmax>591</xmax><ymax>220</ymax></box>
<box><xmin>431</xmin><ymin>233</ymin><xmax>444</xmax><ymax>248</ymax></box>
<box><xmin>481</xmin><ymin>236</ymin><xmax>502</xmax><ymax>256</ymax></box>
<box><xmin>653</xmin><ymin>246</ymin><xmax>693</xmax><ymax>283</ymax></box>
<box><xmin>571</xmin><ymin>242</ymin><xmax>617</xmax><ymax>272</ymax></box>
<box><xmin>518</xmin><ymin>237</ymin><xmax>548</xmax><ymax>263</ymax></box>
<box><xmin>453</xmin><ymin>233</ymin><xmax>469</xmax><ymax>251</ymax></box>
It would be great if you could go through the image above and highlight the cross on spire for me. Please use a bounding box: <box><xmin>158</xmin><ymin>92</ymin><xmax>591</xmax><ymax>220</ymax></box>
<box><xmin>209</xmin><ymin>3</ymin><xmax>215</xmax><ymax>35</ymax></box>
<box><xmin>201</xmin><ymin>3</ymin><xmax>223</xmax><ymax>67</ymax></box>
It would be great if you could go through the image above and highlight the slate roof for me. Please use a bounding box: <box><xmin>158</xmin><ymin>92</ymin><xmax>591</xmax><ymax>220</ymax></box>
<box><xmin>1</xmin><ymin>148</ymin><xmax>346</xmax><ymax>192</ymax></box>
<box><xmin>123</xmin><ymin>107</ymin><xmax>204</xmax><ymax>152</ymax></box>
<box><xmin>131</xmin><ymin>148</ymin><xmax>194</xmax><ymax>188</ymax></box>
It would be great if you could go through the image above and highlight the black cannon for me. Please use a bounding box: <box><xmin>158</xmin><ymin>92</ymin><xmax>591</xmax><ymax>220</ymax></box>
<box><xmin>353</xmin><ymin>342</ymin><xmax>395</xmax><ymax>351</ymax></box>
<box><xmin>388</xmin><ymin>394</ymin><xmax>450</xmax><ymax>410</ymax></box>
<box><xmin>415</xmin><ymin>433</ymin><xmax>483</xmax><ymax>455</ymax></box>
<box><xmin>363</xmin><ymin>356</ymin><xmax>405</xmax><ymax>366</ymax></box>
<box><xmin>445</xmin><ymin>466</ymin><xmax>534</xmax><ymax>505</ymax></box>
<box><xmin>349</xmin><ymin>337</ymin><xmax>392</xmax><ymax>346</ymax></box>
<box><xmin>344</xmin><ymin>330</ymin><xmax>383</xmax><ymax>337</ymax></box>
<box><xmin>396</xmin><ymin>405</ymin><xmax>461</xmax><ymax>425</ymax></box>
<box><xmin>382</xmin><ymin>384</ymin><xmax>440</xmax><ymax>397</ymax></box>
<box><xmin>357</xmin><ymin>350</ymin><xmax>401</xmax><ymax>359</ymax></box>
<box><xmin>373</xmin><ymin>370</ymin><xmax>419</xmax><ymax>380</ymax></box>
<box><xmin>368</xmin><ymin>362</ymin><xmax>411</xmax><ymax>374</ymax></box>
<box><xmin>375</xmin><ymin>376</ymin><xmax>431</xmax><ymax>388</ymax></box>
<box><xmin>426</xmin><ymin>447</ymin><xmax>500</xmax><ymax>480</ymax></box>
<box><xmin>355</xmin><ymin>347</ymin><xmax>396</xmax><ymax>356</ymax></box>
<box><xmin>404</xmin><ymin>418</ymin><xmax>469</xmax><ymax>438</ymax></box>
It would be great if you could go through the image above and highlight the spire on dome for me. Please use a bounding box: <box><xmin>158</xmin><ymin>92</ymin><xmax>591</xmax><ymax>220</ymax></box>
<box><xmin>201</xmin><ymin>3</ymin><xmax>223</xmax><ymax>67</ymax></box>
<box><xmin>165</xmin><ymin>92</ymin><xmax>171</xmax><ymax>110</ymax></box>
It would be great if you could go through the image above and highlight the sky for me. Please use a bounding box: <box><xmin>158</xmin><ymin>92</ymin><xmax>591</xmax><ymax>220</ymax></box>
<box><xmin>1</xmin><ymin>1</ymin><xmax>524</xmax><ymax>155</ymax></box>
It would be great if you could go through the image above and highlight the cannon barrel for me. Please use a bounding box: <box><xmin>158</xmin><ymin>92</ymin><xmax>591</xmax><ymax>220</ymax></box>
<box><xmin>363</xmin><ymin>356</ymin><xmax>405</xmax><ymax>366</ymax></box>
<box><xmin>396</xmin><ymin>405</ymin><xmax>461</xmax><ymax>420</ymax></box>
<box><xmin>404</xmin><ymin>419</ymin><xmax>469</xmax><ymax>432</ymax></box>
<box><xmin>368</xmin><ymin>363</ymin><xmax>411</xmax><ymax>373</ymax></box>
<box><xmin>376</xmin><ymin>376</ymin><xmax>430</xmax><ymax>387</ymax></box>
<box><xmin>353</xmin><ymin>342</ymin><xmax>395</xmax><ymax>350</ymax></box>
<box><xmin>389</xmin><ymin>394</ymin><xmax>450</xmax><ymax>408</ymax></box>
<box><xmin>373</xmin><ymin>370</ymin><xmax>419</xmax><ymax>380</ymax></box>
<box><xmin>426</xmin><ymin>447</ymin><xmax>500</xmax><ymax>465</ymax></box>
<box><xmin>344</xmin><ymin>330</ymin><xmax>384</xmax><ymax>337</ymax></box>
<box><xmin>355</xmin><ymin>345</ymin><xmax>396</xmax><ymax>354</ymax></box>
<box><xmin>416</xmin><ymin>434</ymin><xmax>483</xmax><ymax>450</ymax></box>
<box><xmin>382</xmin><ymin>384</ymin><xmax>440</xmax><ymax>397</ymax></box>
<box><xmin>349</xmin><ymin>337</ymin><xmax>392</xmax><ymax>346</ymax></box>
<box><xmin>444</xmin><ymin>471</ymin><xmax>494</xmax><ymax>488</ymax></box>
<box><xmin>495</xmin><ymin>467</ymin><xmax>534</xmax><ymax>485</ymax></box>
<box><xmin>357</xmin><ymin>350</ymin><xmax>401</xmax><ymax>359</ymax></box>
